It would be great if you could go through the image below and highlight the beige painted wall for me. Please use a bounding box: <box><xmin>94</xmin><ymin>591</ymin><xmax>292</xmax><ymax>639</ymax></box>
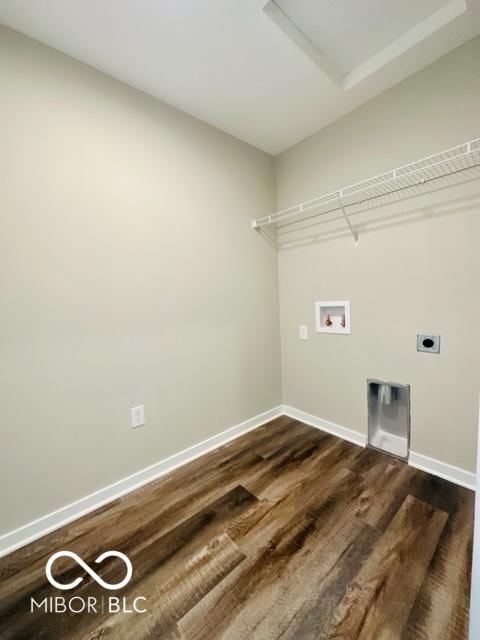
<box><xmin>1</xmin><ymin>25</ymin><xmax>479</xmax><ymax>537</ymax></box>
<box><xmin>0</xmin><ymin>27</ymin><xmax>281</xmax><ymax>534</ymax></box>
<box><xmin>276</xmin><ymin>37</ymin><xmax>480</xmax><ymax>473</ymax></box>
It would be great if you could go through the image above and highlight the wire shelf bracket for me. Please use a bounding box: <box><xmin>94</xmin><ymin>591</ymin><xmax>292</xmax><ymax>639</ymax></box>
<box><xmin>338</xmin><ymin>195</ymin><xmax>358</xmax><ymax>245</ymax></box>
<box><xmin>252</xmin><ymin>138</ymin><xmax>480</xmax><ymax>245</ymax></box>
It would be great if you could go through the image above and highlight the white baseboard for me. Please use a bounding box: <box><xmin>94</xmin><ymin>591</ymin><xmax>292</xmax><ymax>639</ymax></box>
<box><xmin>1</xmin><ymin>403</ymin><xmax>474</xmax><ymax>558</ymax></box>
<box><xmin>409</xmin><ymin>451</ymin><xmax>476</xmax><ymax>491</ymax></box>
<box><xmin>0</xmin><ymin>406</ymin><xmax>283</xmax><ymax>558</ymax></box>
<box><xmin>282</xmin><ymin>405</ymin><xmax>367</xmax><ymax>447</ymax></box>
<box><xmin>283</xmin><ymin>404</ymin><xmax>475</xmax><ymax>491</ymax></box>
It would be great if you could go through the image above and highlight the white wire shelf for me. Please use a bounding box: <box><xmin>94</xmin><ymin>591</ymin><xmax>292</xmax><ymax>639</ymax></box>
<box><xmin>252</xmin><ymin>138</ymin><xmax>480</xmax><ymax>243</ymax></box>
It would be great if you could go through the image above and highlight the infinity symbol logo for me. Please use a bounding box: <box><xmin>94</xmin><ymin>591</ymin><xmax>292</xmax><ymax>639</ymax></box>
<box><xmin>46</xmin><ymin>551</ymin><xmax>133</xmax><ymax>591</ymax></box>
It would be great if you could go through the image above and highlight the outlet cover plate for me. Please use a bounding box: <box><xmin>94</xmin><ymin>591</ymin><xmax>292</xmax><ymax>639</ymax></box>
<box><xmin>417</xmin><ymin>334</ymin><xmax>441</xmax><ymax>354</ymax></box>
<box><xmin>131</xmin><ymin>405</ymin><xmax>145</xmax><ymax>428</ymax></box>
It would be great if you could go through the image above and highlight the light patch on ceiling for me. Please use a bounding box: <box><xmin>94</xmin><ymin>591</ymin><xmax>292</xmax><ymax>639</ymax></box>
<box><xmin>264</xmin><ymin>0</ymin><xmax>469</xmax><ymax>89</ymax></box>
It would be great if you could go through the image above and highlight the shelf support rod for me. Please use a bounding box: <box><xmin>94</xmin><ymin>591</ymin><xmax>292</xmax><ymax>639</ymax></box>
<box><xmin>338</xmin><ymin>194</ymin><xmax>358</xmax><ymax>245</ymax></box>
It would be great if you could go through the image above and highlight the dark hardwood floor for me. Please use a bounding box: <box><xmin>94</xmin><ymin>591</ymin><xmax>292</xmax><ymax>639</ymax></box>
<box><xmin>0</xmin><ymin>416</ymin><xmax>473</xmax><ymax>639</ymax></box>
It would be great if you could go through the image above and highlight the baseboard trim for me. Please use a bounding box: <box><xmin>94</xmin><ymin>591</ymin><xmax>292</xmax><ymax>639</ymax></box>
<box><xmin>283</xmin><ymin>404</ymin><xmax>475</xmax><ymax>491</ymax></box>
<box><xmin>1</xmin><ymin>403</ymin><xmax>474</xmax><ymax>557</ymax></box>
<box><xmin>0</xmin><ymin>405</ymin><xmax>283</xmax><ymax>558</ymax></box>
<box><xmin>282</xmin><ymin>405</ymin><xmax>367</xmax><ymax>448</ymax></box>
<box><xmin>409</xmin><ymin>451</ymin><xmax>476</xmax><ymax>491</ymax></box>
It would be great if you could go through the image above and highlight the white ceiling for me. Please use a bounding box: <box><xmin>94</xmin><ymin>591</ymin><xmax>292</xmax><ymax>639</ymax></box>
<box><xmin>0</xmin><ymin>0</ymin><xmax>479</xmax><ymax>155</ymax></box>
<box><xmin>274</xmin><ymin>0</ymin><xmax>454</xmax><ymax>75</ymax></box>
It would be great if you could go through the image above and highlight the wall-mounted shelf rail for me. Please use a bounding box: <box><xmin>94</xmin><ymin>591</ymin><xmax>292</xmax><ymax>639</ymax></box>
<box><xmin>252</xmin><ymin>138</ymin><xmax>480</xmax><ymax>242</ymax></box>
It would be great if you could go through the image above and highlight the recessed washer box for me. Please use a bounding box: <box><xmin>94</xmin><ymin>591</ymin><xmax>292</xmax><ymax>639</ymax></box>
<box><xmin>315</xmin><ymin>300</ymin><xmax>350</xmax><ymax>334</ymax></box>
<box><xmin>417</xmin><ymin>333</ymin><xmax>441</xmax><ymax>354</ymax></box>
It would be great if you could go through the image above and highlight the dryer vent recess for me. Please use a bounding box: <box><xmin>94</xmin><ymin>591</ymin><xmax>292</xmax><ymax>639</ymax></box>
<box><xmin>417</xmin><ymin>334</ymin><xmax>441</xmax><ymax>354</ymax></box>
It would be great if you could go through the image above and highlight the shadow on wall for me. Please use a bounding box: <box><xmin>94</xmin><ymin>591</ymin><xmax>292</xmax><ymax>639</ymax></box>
<box><xmin>257</xmin><ymin>167</ymin><xmax>480</xmax><ymax>250</ymax></box>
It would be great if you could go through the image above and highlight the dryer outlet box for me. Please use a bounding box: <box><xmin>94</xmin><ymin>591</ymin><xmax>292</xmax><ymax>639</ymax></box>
<box><xmin>417</xmin><ymin>334</ymin><xmax>441</xmax><ymax>354</ymax></box>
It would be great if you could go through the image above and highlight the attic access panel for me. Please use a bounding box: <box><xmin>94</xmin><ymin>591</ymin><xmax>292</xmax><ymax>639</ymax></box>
<box><xmin>264</xmin><ymin>0</ymin><xmax>467</xmax><ymax>88</ymax></box>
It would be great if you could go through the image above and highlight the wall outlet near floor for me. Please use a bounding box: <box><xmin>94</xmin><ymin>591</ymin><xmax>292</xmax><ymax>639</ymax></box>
<box><xmin>299</xmin><ymin>325</ymin><xmax>308</xmax><ymax>340</ymax></box>
<box><xmin>131</xmin><ymin>405</ymin><xmax>145</xmax><ymax>429</ymax></box>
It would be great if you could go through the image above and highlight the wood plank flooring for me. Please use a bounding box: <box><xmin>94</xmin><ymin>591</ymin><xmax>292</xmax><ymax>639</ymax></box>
<box><xmin>0</xmin><ymin>416</ymin><xmax>474</xmax><ymax>639</ymax></box>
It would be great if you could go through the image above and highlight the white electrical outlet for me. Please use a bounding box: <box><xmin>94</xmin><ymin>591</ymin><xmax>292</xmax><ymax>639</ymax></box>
<box><xmin>299</xmin><ymin>325</ymin><xmax>308</xmax><ymax>340</ymax></box>
<box><xmin>131</xmin><ymin>405</ymin><xmax>145</xmax><ymax>429</ymax></box>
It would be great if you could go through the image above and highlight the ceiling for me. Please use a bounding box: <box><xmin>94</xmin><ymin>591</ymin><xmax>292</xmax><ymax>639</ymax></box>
<box><xmin>273</xmin><ymin>0</ymin><xmax>454</xmax><ymax>77</ymax></box>
<box><xmin>0</xmin><ymin>0</ymin><xmax>479</xmax><ymax>155</ymax></box>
